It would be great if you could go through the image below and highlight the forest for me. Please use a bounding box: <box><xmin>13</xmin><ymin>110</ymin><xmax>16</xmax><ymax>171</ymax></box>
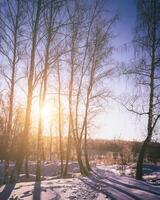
<box><xmin>0</xmin><ymin>0</ymin><xmax>160</xmax><ymax>199</ymax></box>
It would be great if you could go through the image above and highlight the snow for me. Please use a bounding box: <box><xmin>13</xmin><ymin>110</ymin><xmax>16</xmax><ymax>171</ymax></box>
<box><xmin>0</xmin><ymin>162</ymin><xmax>160</xmax><ymax>200</ymax></box>
<box><xmin>89</xmin><ymin>166</ymin><xmax>160</xmax><ymax>200</ymax></box>
<box><xmin>0</xmin><ymin>178</ymin><xmax>108</xmax><ymax>200</ymax></box>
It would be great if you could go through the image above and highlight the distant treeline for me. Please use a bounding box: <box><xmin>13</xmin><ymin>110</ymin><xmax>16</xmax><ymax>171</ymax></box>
<box><xmin>87</xmin><ymin>139</ymin><xmax>160</xmax><ymax>164</ymax></box>
<box><xmin>0</xmin><ymin>135</ymin><xmax>159</xmax><ymax>165</ymax></box>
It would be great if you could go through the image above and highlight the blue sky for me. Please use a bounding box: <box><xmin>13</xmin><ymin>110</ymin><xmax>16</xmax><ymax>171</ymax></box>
<box><xmin>111</xmin><ymin>0</ymin><xmax>136</xmax><ymax>46</ymax></box>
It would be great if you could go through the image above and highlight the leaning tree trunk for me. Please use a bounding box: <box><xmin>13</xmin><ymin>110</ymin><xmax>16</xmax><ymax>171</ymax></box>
<box><xmin>136</xmin><ymin>135</ymin><xmax>151</xmax><ymax>179</ymax></box>
<box><xmin>49</xmin><ymin>127</ymin><xmax>53</xmax><ymax>161</ymax></box>
<box><xmin>76</xmin><ymin>144</ymin><xmax>89</xmax><ymax>176</ymax></box>
<box><xmin>63</xmin><ymin>124</ymin><xmax>71</xmax><ymax>177</ymax></box>
<box><xmin>84</xmin><ymin>124</ymin><xmax>91</xmax><ymax>171</ymax></box>
<box><xmin>135</xmin><ymin>0</ymin><xmax>156</xmax><ymax>180</ymax></box>
<box><xmin>36</xmin><ymin>84</ymin><xmax>43</xmax><ymax>181</ymax></box>
<box><xmin>57</xmin><ymin>63</ymin><xmax>64</xmax><ymax>177</ymax></box>
<box><xmin>25</xmin><ymin>154</ymin><xmax>29</xmax><ymax>178</ymax></box>
<box><xmin>10</xmin><ymin>0</ymin><xmax>42</xmax><ymax>182</ymax></box>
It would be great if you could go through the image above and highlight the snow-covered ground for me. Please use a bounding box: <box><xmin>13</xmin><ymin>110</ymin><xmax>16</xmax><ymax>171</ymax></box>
<box><xmin>0</xmin><ymin>178</ymin><xmax>107</xmax><ymax>200</ymax></box>
<box><xmin>91</xmin><ymin>164</ymin><xmax>160</xmax><ymax>200</ymax></box>
<box><xmin>0</xmin><ymin>162</ymin><xmax>160</xmax><ymax>200</ymax></box>
<box><xmin>97</xmin><ymin>163</ymin><xmax>160</xmax><ymax>185</ymax></box>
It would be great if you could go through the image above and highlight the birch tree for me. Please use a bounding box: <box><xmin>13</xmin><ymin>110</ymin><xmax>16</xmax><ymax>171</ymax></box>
<box><xmin>63</xmin><ymin>0</ymin><xmax>116</xmax><ymax>176</ymax></box>
<box><xmin>124</xmin><ymin>0</ymin><xmax>160</xmax><ymax>180</ymax></box>
<box><xmin>135</xmin><ymin>0</ymin><xmax>160</xmax><ymax>180</ymax></box>
<box><xmin>36</xmin><ymin>0</ymin><xmax>64</xmax><ymax>180</ymax></box>
<box><xmin>0</xmin><ymin>0</ymin><xmax>25</xmax><ymax>183</ymax></box>
<box><xmin>11</xmin><ymin>0</ymin><xmax>42</xmax><ymax>181</ymax></box>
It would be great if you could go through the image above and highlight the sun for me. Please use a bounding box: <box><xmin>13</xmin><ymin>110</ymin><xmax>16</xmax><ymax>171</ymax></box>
<box><xmin>41</xmin><ymin>103</ymin><xmax>52</xmax><ymax>120</ymax></box>
<box><xmin>32</xmin><ymin>101</ymin><xmax>54</xmax><ymax>125</ymax></box>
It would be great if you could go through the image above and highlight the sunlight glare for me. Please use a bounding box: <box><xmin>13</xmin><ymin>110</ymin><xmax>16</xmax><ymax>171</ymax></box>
<box><xmin>32</xmin><ymin>102</ymin><xmax>54</xmax><ymax>125</ymax></box>
<box><xmin>42</xmin><ymin>104</ymin><xmax>52</xmax><ymax>119</ymax></box>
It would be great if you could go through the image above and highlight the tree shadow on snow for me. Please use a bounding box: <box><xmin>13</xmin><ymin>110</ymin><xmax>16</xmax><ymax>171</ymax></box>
<box><xmin>0</xmin><ymin>183</ymin><xmax>16</xmax><ymax>200</ymax></box>
<box><xmin>92</xmin><ymin>169</ymin><xmax>160</xmax><ymax>196</ymax></box>
<box><xmin>33</xmin><ymin>181</ymin><xmax>41</xmax><ymax>200</ymax></box>
<box><xmin>81</xmin><ymin>170</ymin><xmax>160</xmax><ymax>200</ymax></box>
<box><xmin>81</xmin><ymin>174</ymin><xmax>142</xmax><ymax>200</ymax></box>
